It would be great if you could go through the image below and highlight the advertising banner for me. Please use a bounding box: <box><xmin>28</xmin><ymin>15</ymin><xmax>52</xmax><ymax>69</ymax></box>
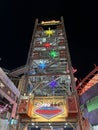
<box><xmin>30</xmin><ymin>96</ymin><xmax>68</xmax><ymax>122</ymax></box>
<box><xmin>21</xmin><ymin>96</ymin><xmax>78</xmax><ymax>122</ymax></box>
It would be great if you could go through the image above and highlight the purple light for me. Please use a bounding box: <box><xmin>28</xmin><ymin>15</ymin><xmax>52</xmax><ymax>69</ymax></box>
<box><xmin>49</xmin><ymin>80</ymin><xmax>57</xmax><ymax>88</ymax></box>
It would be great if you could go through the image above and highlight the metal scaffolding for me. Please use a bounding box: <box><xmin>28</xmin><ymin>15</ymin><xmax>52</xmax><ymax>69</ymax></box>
<box><xmin>16</xmin><ymin>17</ymin><xmax>84</xmax><ymax>130</ymax></box>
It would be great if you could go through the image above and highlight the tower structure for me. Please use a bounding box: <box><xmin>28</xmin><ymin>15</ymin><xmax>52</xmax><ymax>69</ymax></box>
<box><xmin>17</xmin><ymin>17</ymin><xmax>83</xmax><ymax>130</ymax></box>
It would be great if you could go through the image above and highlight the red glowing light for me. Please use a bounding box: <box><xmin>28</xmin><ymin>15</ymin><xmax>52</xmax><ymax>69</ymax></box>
<box><xmin>44</xmin><ymin>42</ymin><xmax>51</xmax><ymax>48</ymax></box>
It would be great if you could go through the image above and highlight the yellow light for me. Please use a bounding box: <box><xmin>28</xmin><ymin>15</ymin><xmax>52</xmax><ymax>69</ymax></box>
<box><xmin>45</xmin><ymin>28</ymin><xmax>54</xmax><ymax>37</ymax></box>
<box><xmin>41</xmin><ymin>20</ymin><xmax>60</xmax><ymax>25</ymax></box>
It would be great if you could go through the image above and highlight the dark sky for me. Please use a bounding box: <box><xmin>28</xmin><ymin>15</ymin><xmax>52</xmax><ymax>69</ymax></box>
<box><xmin>0</xmin><ymin>0</ymin><xmax>98</xmax><ymax>79</ymax></box>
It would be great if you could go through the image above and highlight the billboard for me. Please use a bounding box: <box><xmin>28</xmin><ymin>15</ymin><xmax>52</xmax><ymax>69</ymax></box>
<box><xmin>20</xmin><ymin>96</ymin><xmax>68</xmax><ymax>122</ymax></box>
<box><xmin>31</xmin><ymin>96</ymin><xmax>68</xmax><ymax>122</ymax></box>
<box><xmin>20</xmin><ymin>96</ymin><xmax>78</xmax><ymax>122</ymax></box>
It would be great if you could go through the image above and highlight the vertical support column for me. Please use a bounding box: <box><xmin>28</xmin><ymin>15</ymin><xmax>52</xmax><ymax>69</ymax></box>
<box><xmin>61</xmin><ymin>16</ymin><xmax>84</xmax><ymax>130</ymax></box>
<box><xmin>24</xmin><ymin>18</ymin><xmax>39</xmax><ymax>94</ymax></box>
<box><xmin>11</xmin><ymin>103</ymin><xmax>17</xmax><ymax>118</ymax></box>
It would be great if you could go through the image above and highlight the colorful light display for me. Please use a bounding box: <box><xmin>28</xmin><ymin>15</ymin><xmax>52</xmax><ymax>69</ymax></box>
<box><xmin>49</xmin><ymin>80</ymin><xmax>57</xmax><ymax>88</ymax></box>
<box><xmin>43</xmin><ymin>42</ymin><xmax>51</xmax><ymax>48</ymax></box>
<box><xmin>45</xmin><ymin>28</ymin><xmax>54</xmax><ymax>37</ymax></box>
<box><xmin>27</xmin><ymin>96</ymin><xmax>68</xmax><ymax>122</ymax></box>
<box><xmin>41</xmin><ymin>20</ymin><xmax>60</xmax><ymax>25</ymax></box>
<box><xmin>38</xmin><ymin>62</ymin><xmax>46</xmax><ymax>69</ymax></box>
<box><xmin>49</xmin><ymin>50</ymin><xmax>58</xmax><ymax>58</ymax></box>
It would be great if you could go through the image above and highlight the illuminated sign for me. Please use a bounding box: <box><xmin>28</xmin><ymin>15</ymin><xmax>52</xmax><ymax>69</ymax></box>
<box><xmin>30</xmin><ymin>96</ymin><xmax>68</xmax><ymax>122</ymax></box>
<box><xmin>34</xmin><ymin>103</ymin><xmax>63</xmax><ymax>119</ymax></box>
<box><xmin>41</xmin><ymin>20</ymin><xmax>60</xmax><ymax>25</ymax></box>
<box><xmin>20</xmin><ymin>96</ymin><xmax>78</xmax><ymax>123</ymax></box>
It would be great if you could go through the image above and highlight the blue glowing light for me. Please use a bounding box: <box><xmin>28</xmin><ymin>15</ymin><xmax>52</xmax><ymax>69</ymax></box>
<box><xmin>38</xmin><ymin>62</ymin><xmax>46</xmax><ymax>69</ymax></box>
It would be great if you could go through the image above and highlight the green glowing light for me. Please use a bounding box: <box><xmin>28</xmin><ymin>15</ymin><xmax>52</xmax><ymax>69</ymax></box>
<box><xmin>49</xmin><ymin>51</ymin><xmax>58</xmax><ymax>58</ymax></box>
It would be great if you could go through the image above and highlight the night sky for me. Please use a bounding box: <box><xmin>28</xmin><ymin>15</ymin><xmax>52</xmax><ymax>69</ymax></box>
<box><xmin>0</xmin><ymin>0</ymin><xmax>98</xmax><ymax>79</ymax></box>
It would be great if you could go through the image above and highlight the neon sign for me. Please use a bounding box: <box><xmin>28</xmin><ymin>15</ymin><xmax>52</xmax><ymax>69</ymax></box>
<box><xmin>41</xmin><ymin>20</ymin><xmax>60</xmax><ymax>25</ymax></box>
<box><xmin>34</xmin><ymin>102</ymin><xmax>63</xmax><ymax>119</ymax></box>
